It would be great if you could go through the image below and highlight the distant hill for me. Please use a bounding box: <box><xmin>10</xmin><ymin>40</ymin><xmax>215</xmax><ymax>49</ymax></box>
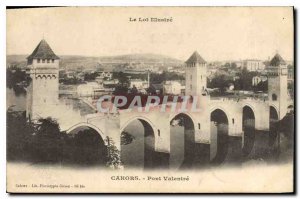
<box><xmin>99</xmin><ymin>53</ymin><xmax>183</xmax><ymax>64</ymax></box>
<box><xmin>7</xmin><ymin>53</ymin><xmax>184</xmax><ymax>69</ymax></box>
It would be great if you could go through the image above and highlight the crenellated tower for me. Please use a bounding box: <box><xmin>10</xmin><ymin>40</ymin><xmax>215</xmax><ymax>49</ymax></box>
<box><xmin>26</xmin><ymin>39</ymin><xmax>60</xmax><ymax>120</ymax></box>
<box><xmin>267</xmin><ymin>53</ymin><xmax>288</xmax><ymax>120</ymax></box>
<box><xmin>185</xmin><ymin>51</ymin><xmax>207</xmax><ymax>96</ymax></box>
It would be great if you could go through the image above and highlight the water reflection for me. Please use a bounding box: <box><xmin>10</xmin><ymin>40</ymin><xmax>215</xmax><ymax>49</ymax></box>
<box><xmin>120</xmin><ymin>119</ymin><xmax>155</xmax><ymax>170</ymax></box>
<box><xmin>169</xmin><ymin>125</ymin><xmax>184</xmax><ymax>169</ymax></box>
<box><xmin>242</xmin><ymin>106</ymin><xmax>255</xmax><ymax>157</ymax></box>
<box><xmin>210</xmin><ymin>109</ymin><xmax>229</xmax><ymax>165</ymax></box>
<box><xmin>170</xmin><ymin>114</ymin><xmax>195</xmax><ymax>169</ymax></box>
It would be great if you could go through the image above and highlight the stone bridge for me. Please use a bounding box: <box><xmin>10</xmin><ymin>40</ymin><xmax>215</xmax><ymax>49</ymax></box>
<box><xmin>62</xmin><ymin>95</ymin><xmax>287</xmax><ymax>169</ymax></box>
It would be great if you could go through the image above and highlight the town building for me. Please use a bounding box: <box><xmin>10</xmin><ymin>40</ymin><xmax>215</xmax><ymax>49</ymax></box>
<box><xmin>129</xmin><ymin>79</ymin><xmax>149</xmax><ymax>90</ymax></box>
<box><xmin>243</xmin><ymin>59</ymin><xmax>265</xmax><ymax>71</ymax></box>
<box><xmin>163</xmin><ymin>80</ymin><xmax>185</xmax><ymax>95</ymax></box>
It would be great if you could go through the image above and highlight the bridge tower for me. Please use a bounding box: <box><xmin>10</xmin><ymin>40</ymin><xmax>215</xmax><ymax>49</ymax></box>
<box><xmin>267</xmin><ymin>53</ymin><xmax>288</xmax><ymax>119</ymax></box>
<box><xmin>185</xmin><ymin>51</ymin><xmax>209</xmax><ymax>110</ymax></box>
<box><xmin>185</xmin><ymin>51</ymin><xmax>207</xmax><ymax>96</ymax></box>
<box><xmin>26</xmin><ymin>39</ymin><xmax>60</xmax><ymax>120</ymax></box>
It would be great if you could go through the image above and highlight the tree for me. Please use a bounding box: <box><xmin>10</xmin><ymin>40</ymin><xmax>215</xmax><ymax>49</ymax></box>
<box><xmin>150</xmin><ymin>71</ymin><xmax>184</xmax><ymax>84</ymax></box>
<box><xmin>113</xmin><ymin>72</ymin><xmax>130</xmax><ymax>95</ymax></box>
<box><xmin>84</xmin><ymin>72</ymin><xmax>98</xmax><ymax>81</ymax></box>
<box><xmin>6</xmin><ymin>66</ymin><xmax>29</xmax><ymax>95</ymax></box>
<box><xmin>234</xmin><ymin>68</ymin><xmax>257</xmax><ymax>91</ymax></box>
<box><xmin>106</xmin><ymin>137</ymin><xmax>123</xmax><ymax>169</ymax></box>
<box><xmin>207</xmin><ymin>74</ymin><xmax>232</xmax><ymax>94</ymax></box>
<box><xmin>254</xmin><ymin>80</ymin><xmax>268</xmax><ymax>92</ymax></box>
<box><xmin>66</xmin><ymin>129</ymin><xmax>107</xmax><ymax>165</ymax></box>
<box><xmin>7</xmin><ymin>111</ymin><xmax>33</xmax><ymax>161</ymax></box>
<box><xmin>288</xmin><ymin>82</ymin><xmax>294</xmax><ymax>99</ymax></box>
<box><xmin>113</xmin><ymin>72</ymin><xmax>130</xmax><ymax>87</ymax></box>
<box><xmin>31</xmin><ymin>117</ymin><xmax>63</xmax><ymax>163</ymax></box>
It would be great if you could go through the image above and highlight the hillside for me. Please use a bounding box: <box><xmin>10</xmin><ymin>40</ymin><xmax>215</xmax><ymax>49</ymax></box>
<box><xmin>7</xmin><ymin>53</ymin><xmax>184</xmax><ymax>69</ymax></box>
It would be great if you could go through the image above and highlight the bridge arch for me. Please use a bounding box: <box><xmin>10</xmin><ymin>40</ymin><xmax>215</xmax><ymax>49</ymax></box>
<box><xmin>210</xmin><ymin>108</ymin><xmax>229</xmax><ymax>165</ymax></box>
<box><xmin>65</xmin><ymin>122</ymin><xmax>108</xmax><ymax>165</ymax></box>
<box><xmin>270</xmin><ymin>105</ymin><xmax>279</xmax><ymax>121</ymax></box>
<box><xmin>269</xmin><ymin>105</ymin><xmax>279</xmax><ymax>147</ymax></box>
<box><xmin>242</xmin><ymin>105</ymin><xmax>255</xmax><ymax>157</ymax></box>
<box><xmin>66</xmin><ymin>122</ymin><xmax>107</xmax><ymax>145</ymax></box>
<box><xmin>170</xmin><ymin>112</ymin><xmax>196</xmax><ymax>169</ymax></box>
<box><xmin>120</xmin><ymin>116</ymin><xmax>156</xmax><ymax>169</ymax></box>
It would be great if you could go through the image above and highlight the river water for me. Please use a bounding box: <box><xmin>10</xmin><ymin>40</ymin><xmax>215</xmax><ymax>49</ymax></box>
<box><xmin>121</xmin><ymin>120</ymin><xmax>220</xmax><ymax>170</ymax></box>
<box><xmin>7</xmin><ymin>88</ymin><xmax>95</xmax><ymax>116</ymax></box>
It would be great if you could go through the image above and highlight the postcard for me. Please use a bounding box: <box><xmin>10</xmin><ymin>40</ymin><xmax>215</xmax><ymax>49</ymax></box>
<box><xmin>6</xmin><ymin>6</ymin><xmax>294</xmax><ymax>193</ymax></box>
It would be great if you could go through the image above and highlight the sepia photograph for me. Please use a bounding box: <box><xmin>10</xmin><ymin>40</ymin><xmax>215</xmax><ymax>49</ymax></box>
<box><xmin>6</xmin><ymin>6</ymin><xmax>294</xmax><ymax>193</ymax></box>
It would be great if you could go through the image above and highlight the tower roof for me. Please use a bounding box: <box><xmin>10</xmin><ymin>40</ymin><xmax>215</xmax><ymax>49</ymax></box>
<box><xmin>27</xmin><ymin>39</ymin><xmax>60</xmax><ymax>61</ymax></box>
<box><xmin>185</xmin><ymin>51</ymin><xmax>206</xmax><ymax>64</ymax></box>
<box><xmin>270</xmin><ymin>53</ymin><xmax>286</xmax><ymax>66</ymax></box>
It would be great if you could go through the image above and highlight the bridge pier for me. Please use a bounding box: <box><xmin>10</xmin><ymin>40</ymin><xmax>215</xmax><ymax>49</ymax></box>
<box><xmin>226</xmin><ymin>135</ymin><xmax>243</xmax><ymax>164</ymax></box>
<box><xmin>193</xmin><ymin>142</ymin><xmax>210</xmax><ymax>168</ymax></box>
<box><xmin>248</xmin><ymin>130</ymin><xmax>270</xmax><ymax>160</ymax></box>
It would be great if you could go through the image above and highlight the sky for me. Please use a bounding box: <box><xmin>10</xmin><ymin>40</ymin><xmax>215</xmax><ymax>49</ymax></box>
<box><xmin>7</xmin><ymin>7</ymin><xmax>294</xmax><ymax>61</ymax></box>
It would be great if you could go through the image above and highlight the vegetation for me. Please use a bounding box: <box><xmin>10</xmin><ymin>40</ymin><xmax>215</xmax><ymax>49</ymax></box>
<box><xmin>84</xmin><ymin>72</ymin><xmax>98</xmax><ymax>81</ymax></box>
<box><xmin>207</xmin><ymin>74</ymin><xmax>233</xmax><ymax>94</ymax></box>
<box><xmin>106</xmin><ymin>137</ymin><xmax>123</xmax><ymax>169</ymax></box>
<box><xmin>288</xmin><ymin>82</ymin><xmax>294</xmax><ymax>99</ymax></box>
<box><xmin>59</xmin><ymin>73</ymin><xmax>83</xmax><ymax>85</ymax></box>
<box><xmin>234</xmin><ymin>68</ymin><xmax>258</xmax><ymax>91</ymax></box>
<box><xmin>278</xmin><ymin>112</ymin><xmax>294</xmax><ymax>143</ymax></box>
<box><xmin>150</xmin><ymin>71</ymin><xmax>184</xmax><ymax>84</ymax></box>
<box><xmin>6</xmin><ymin>67</ymin><xmax>29</xmax><ymax>95</ymax></box>
<box><xmin>113</xmin><ymin>72</ymin><xmax>130</xmax><ymax>94</ymax></box>
<box><xmin>253</xmin><ymin>80</ymin><xmax>268</xmax><ymax>92</ymax></box>
<box><xmin>6</xmin><ymin>112</ymin><xmax>120</xmax><ymax>167</ymax></box>
<box><xmin>207</xmin><ymin>68</ymin><xmax>267</xmax><ymax>94</ymax></box>
<box><xmin>121</xmin><ymin>131</ymin><xmax>135</xmax><ymax>145</ymax></box>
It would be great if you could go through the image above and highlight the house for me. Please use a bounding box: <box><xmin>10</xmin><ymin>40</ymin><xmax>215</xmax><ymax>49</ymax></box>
<box><xmin>163</xmin><ymin>81</ymin><xmax>185</xmax><ymax>95</ymax></box>
<box><xmin>103</xmin><ymin>79</ymin><xmax>119</xmax><ymax>88</ymax></box>
<box><xmin>243</xmin><ymin>59</ymin><xmax>265</xmax><ymax>71</ymax></box>
<box><xmin>130</xmin><ymin>79</ymin><xmax>149</xmax><ymax>90</ymax></box>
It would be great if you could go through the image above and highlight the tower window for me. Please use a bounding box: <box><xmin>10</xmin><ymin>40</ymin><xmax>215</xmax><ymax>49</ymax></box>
<box><xmin>37</xmin><ymin>59</ymin><xmax>40</xmax><ymax>63</ymax></box>
<box><xmin>190</xmin><ymin>75</ymin><xmax>192</xmax><ymax>80</ymax></box>
<box><xmin>190</xmin><ymin>84</ymin><xmax>192</xmax><ymax>90</ymax></box>
<box><xmin>232</xmin><ymin>118</ymin><xmax>235</xmax><ymax>124</ymax></box>
<box><xmin>52</xmin><ymin>59</ymin><xmax>55</xmax><ymax>63</ymax></box>
<box><xmin>272</xmin><ymin>94</ymin><xmax>277</xmax><ymax>101</ymax></box>
<box><xmin>47</xmin><ymin>59</ymin><xmax>50</xmax><ymax>63</ymax></box>
<box><xmin>198</xmin><ymin>123</ymin><xmax>201</xmax><ymax>129</ymax></box>
<box><xmin>42</xmin><ymin>59</ymin><xmax>45</xmax><ymax>63</ymax></box>
<box><xmin>158</xmin><ymin>129</ymin><xmax>160</xmax><ymax>137</ymax></box>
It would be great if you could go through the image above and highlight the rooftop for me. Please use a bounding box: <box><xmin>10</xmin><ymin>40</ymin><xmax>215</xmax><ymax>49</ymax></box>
<box><xmin>270</xmin><ymin>53</ymin><xmax>286</xmax><ymax>66</ymax></box>
<box><xmin>185</xmin><ymin>51</ymin><xmax>206</xmax><ymax>64</ymax></box>
<box><xmin>27</xmin><ymin>39</ymin><xmax>60</xmax><ymax>61</ymax></box>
